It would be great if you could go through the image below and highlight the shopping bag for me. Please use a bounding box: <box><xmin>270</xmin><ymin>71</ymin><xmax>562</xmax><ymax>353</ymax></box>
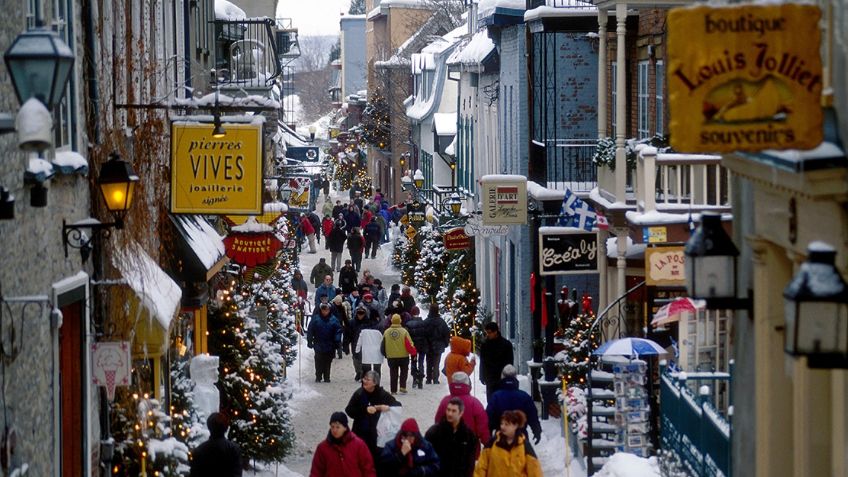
<box><xmin>375</xmin><ymin>406</ymin><xmax>403</xmax><ymax>447</ymax></box>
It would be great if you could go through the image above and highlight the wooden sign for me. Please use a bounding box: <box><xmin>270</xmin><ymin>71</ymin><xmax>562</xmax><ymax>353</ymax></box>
<box><xmin>645</xmin><ymin>246</ymin><xmax>686</xmax><ymax>286</ymax></box>
<box><xmin>481</xmin><ymin>175</ymin><xmax>527</xmax><ymax>225</ymax></box>
<box><xmin>444</xmin><ymin>227</ymin><xmax>471</xmax><ymax>251</ymax></box>
<box><xmin>668</xmin><ymin>4</ymin><xmax>822</xmax><ymax>152</ymax></box>
<box><xmin>538</xmin><ymin>228</ymin><xmax>599</xmax><ymax>276</ymax></box>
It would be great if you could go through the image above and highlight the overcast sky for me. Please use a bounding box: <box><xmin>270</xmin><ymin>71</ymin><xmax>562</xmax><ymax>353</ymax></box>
<box><xmin>277</xmin><ymin>0</ymin><xmax>352</xmax><ymax>37</ymax></box>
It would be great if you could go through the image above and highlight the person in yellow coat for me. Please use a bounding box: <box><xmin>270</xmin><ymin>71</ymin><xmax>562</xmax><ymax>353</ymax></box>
<box><xmin>473</xmin><ymin>410</ymin><xmax>542</xmax><ymax>477</ymax></box>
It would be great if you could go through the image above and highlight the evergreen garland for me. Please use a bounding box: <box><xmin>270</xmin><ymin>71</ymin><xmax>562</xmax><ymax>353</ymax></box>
<box><xmin>592</xmin><ymin>134</ymin><xmax>671</xmax><ymax>170</ymax></box>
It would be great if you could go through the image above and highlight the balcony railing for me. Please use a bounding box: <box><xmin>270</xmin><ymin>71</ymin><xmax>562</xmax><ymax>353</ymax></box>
<box><xmin>635</xmin><ymin>146</ymin><xmax>731</xmax><ymax>214</ymax></box>
<box><xmin>213</xmin><ymin>18</ymin><xmax>281</xmax><ymax>91</ymax></box>
<box><xmin>545</xmin><ymin>139</ymin><xmax>598</xmax><ymax>193</ymax></box>
<box><xmin>528</xmin><ymin>0</ymin><xmax>597</xmax><ymax>9</ymax></box>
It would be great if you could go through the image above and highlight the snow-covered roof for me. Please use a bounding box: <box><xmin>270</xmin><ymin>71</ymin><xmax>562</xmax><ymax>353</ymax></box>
<box><xmin>524</xmin><ymin>3</ymin><xmax>597</xmax><ymax>22</ymax></box>
<box><xmin>625</xmin><ymin>210</ymin><xmax>733</xmax><ymax>226</ymax></box>
<box><xmin>214</xmin><ymin>0</ymin><xmax>246</xmax><ymax>21</ymax></box>
<box><xmin>605</xmin><ymin>235</ymin><xmax>646</xmax><ymax>259</ymax></box>
<box><xmin>341</xmin><ymin>14</ymin><xmax>367</xmax><ymax>21</ymax></box>
<box><xmin>447</xmin><ymin>30</ymin><xmax>496</xmax><ymax>67</ymax></box>
<box><xmin>172</xmin><ymin>92</ymin><xmax>280</xmax><ymax>109</ymax></box>
<box><xmin>173</xmin><ymin>215</ymin><xmax>226</xmax><ymax>270</ymax></box>
<box><xmin>375</xmin><ymin>55</ymin><xmax>411</xmax><ymax>68</ymax></box>
<box><xmin>52</xmin><ymin>150</ymin><xmax>89</xmax><ymax>175</ymax></box>
<box><xmin>411</xmin><ymin>53</ymin><xmax>436</xmax><ymax>74</ymax></box>
<box><xmin>528</xmin><ymin>181</ymin><xmax>566</xmax><ymax>201</ymax></box>
<box><xmin>406</xmin><ymin>25</ymin><xmax>466</xmax><ymax>123</ymax></box>
<box><xmin>433</xmin><ymin>112</ymin><xmax>457</xmax><ymax>135</ymax></box>
<box><xmin>478</xmin><ymin>0</ymin><xmax>526</xmax><ymax>18</ymax></box>
<box><xmin>231</xmin><ymin>217</ymin><xmax>274</xmax><ymax>233</ymax></box>
<box><xmin>113</xmin><ymin>242</ymin><xmax>181</xmax><ymax>331</ymax></box>
<box><xmin>422</xmin><ymin>25</ymin><xmax>467</xmax><ymax>55</ymax></box>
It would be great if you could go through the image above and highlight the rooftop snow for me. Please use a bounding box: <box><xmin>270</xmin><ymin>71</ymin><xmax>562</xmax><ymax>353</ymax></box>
<box><xmin>113</xmin><ymin>242</ymin><xmax>181</xmax><ymax>331</ymax></box>
<box><xmin>525</xmin><ymin>3</ymin><xmax>597</xmax><ymax>22</ymax></box>
<box><xmin>214</xmin><ymin>0</ymin><xmax>246</xmax><ymax>20</ymax></box>
<box><xmin>173</xmin><ymin>215</ymin><xmax>226</xmax><ymax>270</ymax></box>
<box><xmin>478</xmin><ymin>0</ymin><xmax>526</xmax><ymax>17</ymax></box>
<box><xmin>447</xmin><ymin>30</ymin><xmax>495</xmax><ymax>66</ymax></box>
<box><xmin>434</xmin><ymin>113</ymin><xmax>457</xmax><ymax>135</ymax></box>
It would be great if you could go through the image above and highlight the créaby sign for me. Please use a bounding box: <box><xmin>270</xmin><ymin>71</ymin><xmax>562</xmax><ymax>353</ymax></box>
<box><xmin>667</xmin><ymin>4</ymin><xmax>822</xmax><ymax>152</ymax></box>
<box><xmin>538</xmin><ymin>228</ymin><xmax>599</xmax><ymax>276</ymax></box>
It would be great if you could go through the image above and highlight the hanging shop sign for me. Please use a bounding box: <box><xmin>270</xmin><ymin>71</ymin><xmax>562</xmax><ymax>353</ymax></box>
<box><xmin>464</xmin><ymin>216</ymin><xmax>509</xmax><ymax>237</ymax></box>
<box><xmin>481</xmin><ymin>175</ymin><xmax>527</xmax><ymax>226</ymax></box>
<box><xmin>285</xmin><ymin>176</ymin><xmax>312</xmax><ymax>211</ymax></box>
<box><xmin>408</xmin><ymin>201</ymin><xmax>427</xmax><ymax>226</ymax></box>
<box><xmin>223</xmin><ymin>232</ymin><xmax>282</xmax><ymax>267</ymax></box>
<box><xmin>538</xmin><ymin>227</ymin><xmax>599</xmax><ymax>276</ymax></box>
<box><xmin>287</xmin><ymin>146</ymin><xmax>320</xmax><ymax>162</ymax></box>
<box><xmin>92</xmin><ymin>341</ymin><xmax>131</xmax><ymax>402</ymax></box>
<box><xmin>444</xmin><ymin>227</ymin><xmax>472</xmax><ymax>251</ymax></box>
<box><xmin>171</xmin><ymin>122</ymin><xmax>263</xmax><ymax>214</ymax></box>
<box><xmin>643</xmin><ymin>226</ymin><xmax>668</xmax><ymax>244</ymax></box>
<box><xmin>645</xmin><ymin>246</ymin><xmax>686</xmax><ymax>287</ymax></box>
<box><xmin>667</xmin><ymin>4</ymin><xmax>822</xmax><ymax>153</ymax></box>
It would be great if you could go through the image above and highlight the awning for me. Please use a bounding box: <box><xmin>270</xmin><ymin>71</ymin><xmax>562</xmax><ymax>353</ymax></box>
<box><xmin>170</xmin><ymin>215</ymin><xmax>228</xmax><ymax>282</ymax></box>
<box><xmin>113</xmin><ymin>242</ymin><xmax>182</xmax><ymax>334</ymax></box>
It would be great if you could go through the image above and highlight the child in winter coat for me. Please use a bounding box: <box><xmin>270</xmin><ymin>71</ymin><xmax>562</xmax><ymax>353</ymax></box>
<box><xmin>444</xmin><ymin>336</ymin><xmax>476</xmax><ymax>384</ymax></box>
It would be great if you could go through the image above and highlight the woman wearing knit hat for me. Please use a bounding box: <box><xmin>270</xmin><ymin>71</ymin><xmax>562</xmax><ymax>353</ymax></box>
<box><xmin>382</xmin><ymin>314</ymin><xmax>416</xmax><ymax>394</ymax></box>
<box><xmin>377</xmin><ymin>418</ymin><xmax>440</xmax><ymax>476</ymax></box>
<box><xmin>310</xmin><ymin>411</ymin><xmax>376</xmax><ymax>477</ymax></box>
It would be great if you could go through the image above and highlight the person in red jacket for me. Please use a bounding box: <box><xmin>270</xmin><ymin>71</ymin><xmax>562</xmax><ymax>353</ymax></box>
<box><xmin>310</xmin><ymin>412</ymin><xmax>375</xmax><ymax>477</ymax></box>
<box><xmin>321</xmin><ymin>214</ymin><xmax>334</xmax><ymax>249</ymax></box>
<box><xmin>434</xmin><ymin>371</ymin><xmax>490</xmax><ymax>448</ymax></box>
<box><xmin>300</xmin><ymin>213</ymin><xmax>317</xmax><ymax>253</ymax></box>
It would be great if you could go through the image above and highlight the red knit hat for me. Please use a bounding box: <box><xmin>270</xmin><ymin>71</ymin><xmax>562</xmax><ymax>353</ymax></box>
<box><xmin>399</xmin><ymin>418</ymin><xmax>420</xmax><ymax>435</ymax></box>
<box><xmin>363</xmin><ymin>293</ymin><xmax>373</xmax><ymax>301</ymax></box>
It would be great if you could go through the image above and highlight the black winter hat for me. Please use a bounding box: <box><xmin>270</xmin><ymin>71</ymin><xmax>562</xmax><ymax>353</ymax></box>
<box><xmin>330</xmin><ymin>411</ymin><xmax>349</xmax><ymax>428</ymax></box>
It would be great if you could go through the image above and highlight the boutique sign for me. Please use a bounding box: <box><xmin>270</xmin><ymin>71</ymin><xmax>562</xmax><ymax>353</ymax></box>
<box><xmin>171</xmin><ymin>122</ymin><xmax>263</xmax><ymax>214</ymax></box>
<box><xmin>538</xmin><ymin>227</ymin><xmax>599</xmax><ymax>276</ymax></box>
<box><xmin>667</xmin><ymin>4</ymin><xmax>822</xmax><ymax>153</ymax></box>
<box><xmin>480</xmin><ymin>175</ymin><xmax>527</xmax><ymax>226</ymax></box>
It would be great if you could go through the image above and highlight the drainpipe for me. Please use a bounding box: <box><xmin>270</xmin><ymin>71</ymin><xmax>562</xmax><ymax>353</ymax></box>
<box><xmin>184</xmin><ymin>0</ymin><xmax>192</xmax><ymax>98</ymax></box>
<box><xmin>82</xmin><ymin>0</ymin><xmax>100</xmax><ymax>143</ymax></box>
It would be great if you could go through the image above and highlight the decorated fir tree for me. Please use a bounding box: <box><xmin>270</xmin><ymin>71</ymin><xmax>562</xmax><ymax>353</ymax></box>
<box><xmin>249</xmin><ymin>262</ymin><xmax>299</xmax><ymax>368</ymax></box>
<box><xmin>413</xmin><ymin>225</ymin><xmax>447</xmax><ymax>303</ymax></box>
<box><xmin>392</xmin><ymin>234</ymin><xmax>410</xmax><ymax>273</ymax></box>
<box><xmin>362</xmin><ymin>90</ymin><xmax>390</xmax><ymax>149</ymax></box>
<box><xmin>559</xmin><ymin>293</ymin><xmax>599</xmax><ymax>387</ymax></box>
<box><xmin>436</xmin><ymin>247</ymin><xmax>480</xmax><ymax>339</ymax></box>
<box><xmin>208</xmin><ymin>279</ymin><xmax>295</xmax><ymax>464</ymax></box>
<box><xmin>110</xmin><ymin>392</ymin><xmax>190</xmax><ymax>476</ymax></box>
<box><xmin>169</xmin><ymin>358</ymin><xmax>208</xmax><ymax>452</ymax></box>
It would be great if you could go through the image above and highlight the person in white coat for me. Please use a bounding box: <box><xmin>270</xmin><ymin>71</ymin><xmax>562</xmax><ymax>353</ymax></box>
<box><xmin>356</xmin><ymin>322</ymin><xmax>384</xmax><ymax>378</ymax></box>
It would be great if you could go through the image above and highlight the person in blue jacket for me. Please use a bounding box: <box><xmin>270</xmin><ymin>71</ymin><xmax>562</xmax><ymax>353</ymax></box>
<box><xmin>378</xmin><ymin>418</ymin><xmax>440</xmax><ymax>476</ymax></box>
<box><xmin>307</xmin><ymin>303</ymin><xmax>343</xmax><ymax>383</ymax></box>
<box><xmin>485</xmin><ymin>365</ymin><xmax>542</xmax><ymax>445</ymax></box>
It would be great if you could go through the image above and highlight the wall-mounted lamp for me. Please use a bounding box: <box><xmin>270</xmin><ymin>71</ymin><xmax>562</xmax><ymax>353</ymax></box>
<box><xmin>684</xmin><ymin>212</ymin><xmax>749</xmax><ymax>309</ymax></box>
<box><xmin>783</xmin><ymin>241</ymin><xmax>848</xmax><ymax>368</ymax></box>
<box><xmin>413</xmin><ymin>169</ymin><xmax>425</xmax><ymax>189</ymax></box>
<box><xmin>447</xmin><ymin>192</ymin><xmax>462</xmax><ymax>216</ymax></box>
<box><xmin>400</xmin><ymin>152</ymin><xmax>409</xmax><ymax>168</ymax></box>
<box><xmin>4</xmin><ymin>27</ymin><xmax>75</xmax><ymax>111</ymax></box>
<box><xmin>279</xmin><ymin>187</ymin><xmax>292</xmax><ymax>203</ymax></box>
<box><xmin>62</xmin><ymin>153</ymin><xmax>139</xmax><ymax>261</ymax></box>
<box><xmin>211</xmin><ymin>114</ymin><xmax>226</xmax><ymax>138</ymax></box>
<box><xmin>400</xmin><ymin>175</ymin><xmax>412</xmax><ymax>192</ymax></box>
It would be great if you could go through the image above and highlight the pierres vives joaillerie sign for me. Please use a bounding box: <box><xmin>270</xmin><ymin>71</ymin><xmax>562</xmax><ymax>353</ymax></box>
<box><xmin>667</xmin><ymin>4</ymin><xmax>822</xmax><ymax>153</ymax></box>
<box><xmin>171</xmin><ymin>122</ymin><xmax>263</xmax><ymax>214</ymax></box>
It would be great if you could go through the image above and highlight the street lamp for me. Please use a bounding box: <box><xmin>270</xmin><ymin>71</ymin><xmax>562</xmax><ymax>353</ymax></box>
<box><xmin>684</xmin><ymin>212</ymin><xmax>742</xmax><ymax>309</ymax></box>
<box><xmin>447</xmin><ymin>193</ymin><xmax>462</xmax><ymax>216</ymax></box>
<box><xmin>63</xmin><ymin>153</ymin><xmax>139</xmax><ymax>261</ymax></box>
<box><xmin>309</xmin><ymin>125</ymin><xmax>317</xmax><ymax>142</ymax></box>
<box><xmin>4</xmin><ymin>27</ymin><xmax>75</xmax><ymax>111</ymax></box>
<box><xmin>783</xmin><ymin>241</ymin><xmax>848</xmax><ymax>367</ymax></box>
<box><xmin>212</xmin><ymin>115</ymin><xmax>226</xmax><ymax>138</ymax></box>
<box><xmin>413</xmin><ymin>169</ymin><xmax>425</xmax><ymax>189</ymax></box>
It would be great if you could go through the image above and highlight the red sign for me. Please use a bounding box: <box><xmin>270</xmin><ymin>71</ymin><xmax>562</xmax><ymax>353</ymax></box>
<box><xmin>496</xmin><ymin>186</ymin><xmax>519</xmax><ymax>204</ymax></box>
<box><xmin>444</xmin><ymin>227</ymin><xmax>471</xmax><ymax>251</ymax></box>
<box><xmin>224</xmin><ymin>232</ymin><xmax>282</xmax><ymax>266</ymax></box>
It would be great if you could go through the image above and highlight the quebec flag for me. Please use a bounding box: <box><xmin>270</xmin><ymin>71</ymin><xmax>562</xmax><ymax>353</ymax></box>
<box><xmin>558</xmin><ymin>188</ymin><xmax>597</xmax><ymax>231</ymax></box>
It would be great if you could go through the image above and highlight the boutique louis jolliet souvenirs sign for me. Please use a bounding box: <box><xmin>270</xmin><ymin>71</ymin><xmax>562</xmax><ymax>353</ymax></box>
<box><xmin>668</xmin><ymin>4</ymin><xmax>822</xmax><ymax>153</ymax></box>
<box><xmin>171</xmin><ymin>122</ymin><xmax>263</xmax><ymax>214</ymax></box>
<box><xmin>538</xmin><ymin>227</ymin><xmax>599</xmax><ymax>276</ymax></box>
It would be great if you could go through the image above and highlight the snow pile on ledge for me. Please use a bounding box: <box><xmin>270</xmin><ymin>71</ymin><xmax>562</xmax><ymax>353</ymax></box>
<box><xmin>53</xmin><ymin>150</ymin><xmax>89</xmax><ymax>175</ymax></box>
<box><xmin>214</xmin><ymin>0</ymin><xmax>245</xmax><ymax>20</ymax></box>
<box><xmin>595</xmin><ymin>453</ymin><xmax>661</xmax><ymax>477</ymax></box>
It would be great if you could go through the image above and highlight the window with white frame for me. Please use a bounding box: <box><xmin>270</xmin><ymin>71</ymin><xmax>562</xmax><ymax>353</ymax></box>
<box><xmin>610</xmin><ymin>62</ymin><xmax>617</xmax><ymax>136</ymax></box>
<box><xmin>637</xmin><ymin>61</ymin><xmax>650</xmax><ymax>139</ymax></box>
<box><xmin>656</xmin><ymin>61</ymin><xmax>665</xmax><ymax>136</ymax></box>
<box><xmin>52</xmin><ymin>0</ymin><xmax>77</xmax><ymax>149</ymax></box>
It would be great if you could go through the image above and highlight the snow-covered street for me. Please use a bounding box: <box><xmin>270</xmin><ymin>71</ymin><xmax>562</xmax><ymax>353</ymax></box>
<box><xmin>242</xmin><ymin>190</ymin><xmax>657</xmax><ymax>477</ymax></box>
